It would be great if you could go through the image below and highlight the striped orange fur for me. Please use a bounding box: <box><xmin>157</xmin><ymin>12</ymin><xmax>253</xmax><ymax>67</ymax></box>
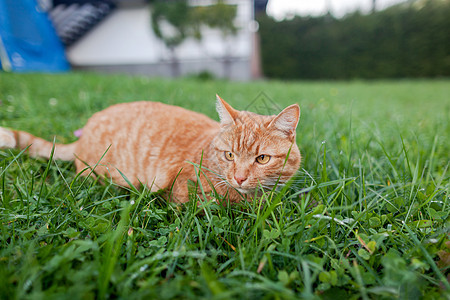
<box><xmin>0</xmin><ymin>96</ymin><xmax>301</xmax><ymax>203</ymax></box>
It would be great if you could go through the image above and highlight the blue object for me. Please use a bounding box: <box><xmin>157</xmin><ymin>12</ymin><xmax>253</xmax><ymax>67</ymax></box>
<box><xmin>0</xmin><ymin>0</ymin><xmax>70</xmax><ymax>72</ymax></box>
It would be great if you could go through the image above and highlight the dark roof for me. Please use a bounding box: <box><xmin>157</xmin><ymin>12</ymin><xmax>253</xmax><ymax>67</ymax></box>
<box><xmin>254</xmin><ymin>0</ymin><xmax>268</xmax><ymax>14</ymax></box>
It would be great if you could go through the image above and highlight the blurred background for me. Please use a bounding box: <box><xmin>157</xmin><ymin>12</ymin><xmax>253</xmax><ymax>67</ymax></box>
<box><xmin>0</xmin><ymin>0</ymin><xmax>448</xmax><ymax>80</ymax></box>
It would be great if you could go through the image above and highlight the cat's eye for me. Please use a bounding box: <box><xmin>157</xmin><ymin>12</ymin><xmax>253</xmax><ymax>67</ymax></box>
<box><xmin>224</xmin><ymin>151</ymin><xmax>235</xmax><ymax>161</ymax></box>
<box><xmin>256</xmin><ymin>155</ymin><xmax>271</xmax><ymax>164</ymax></box>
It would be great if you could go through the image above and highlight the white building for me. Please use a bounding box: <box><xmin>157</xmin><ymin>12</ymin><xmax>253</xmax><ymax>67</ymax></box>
<box><xmin>65</xmin><ymin>0</ymin><xmax>261</xmax><ymax>80</ymax></box>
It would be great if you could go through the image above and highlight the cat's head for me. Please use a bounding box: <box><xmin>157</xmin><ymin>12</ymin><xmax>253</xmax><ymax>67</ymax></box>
<box><xmin>212</xmin><ymin>95</ymin><xmax>301</xmax><ymax>195</ymax></box>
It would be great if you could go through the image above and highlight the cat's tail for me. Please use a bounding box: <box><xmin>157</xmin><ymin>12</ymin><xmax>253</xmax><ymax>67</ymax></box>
<box><xmin>0</xmin><ymin>127</ymin><xmax>77</xmax><ymax>161</ymax></box>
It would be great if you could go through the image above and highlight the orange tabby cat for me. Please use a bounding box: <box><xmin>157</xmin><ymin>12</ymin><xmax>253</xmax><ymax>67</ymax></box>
<box><xmin>0</xmin><ymin>96</ymin><xmax>301</xmax><ymax>203</ymax></box>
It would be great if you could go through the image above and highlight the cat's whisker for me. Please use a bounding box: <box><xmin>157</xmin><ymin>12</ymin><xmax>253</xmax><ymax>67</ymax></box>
<box><xmin>214</xmin><ymin>181</ymin><xmax>228</xmax><ymax>188</ymax></box>
<box><xmin>213</xmin><ymin>179</ymin><xmax>231</xmax><ymax>190</ymax></box>
<box><xmin>262</xmin><ymin>179</ymin><xmax>287</xmax><ymax>186</ymax></box>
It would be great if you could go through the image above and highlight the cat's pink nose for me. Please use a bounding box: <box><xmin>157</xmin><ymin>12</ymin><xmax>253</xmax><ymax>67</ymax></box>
<box><xmin>234</xmin><ymin>175</ymin><xmax>247</xmax><ymax>185</ymax></box>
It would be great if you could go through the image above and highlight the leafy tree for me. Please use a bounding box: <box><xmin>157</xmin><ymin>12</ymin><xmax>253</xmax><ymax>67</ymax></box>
<box><xmin>150</xmin><ymin>0</ymin><xmax>237</xmax><ymax>77</ymax></box>
<box><xmin>150</xmin><ymin>0</ymin><xmax>192</xmax><ymax>76</ymax></box>
<box><xmin>191</xmin><ymin>1</ymin><xmax>237</xmax><ymax>77</ymax></box>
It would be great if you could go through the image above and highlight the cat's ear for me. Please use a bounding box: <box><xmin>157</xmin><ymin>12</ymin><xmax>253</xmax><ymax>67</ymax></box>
<box><xmin>268</xmin><ymin>104</ymin><xmax>300</xmax><ymax>139</ymax></box>
<box><xmin>216</xmin><ymin>95</ymin><xmax>238</xmax><ymax>126</ymax></box>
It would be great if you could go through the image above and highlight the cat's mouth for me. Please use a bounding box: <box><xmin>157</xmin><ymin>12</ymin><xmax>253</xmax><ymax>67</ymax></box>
<box><xmin>232</xmin><ymin>185</ymin><xmax>262</xmax><ymax>195</ymax></box>
<box><xmin>235</xmin><ymin>187</ymin><xmax>250</xmax><ymax>194</ymax></box>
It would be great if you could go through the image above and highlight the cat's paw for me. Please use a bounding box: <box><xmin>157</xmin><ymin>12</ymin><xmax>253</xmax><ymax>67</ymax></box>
<box><xmin>0</xmin><ymin>127</ymin><xmax>16</xmax><ymax>149</ymax></box>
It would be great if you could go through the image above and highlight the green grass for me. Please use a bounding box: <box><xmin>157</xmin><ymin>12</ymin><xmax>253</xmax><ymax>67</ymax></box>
<box><xmin>0</xmin><ymin>73</ymin><xmax>449</xmax><ymax>299</ymax></box>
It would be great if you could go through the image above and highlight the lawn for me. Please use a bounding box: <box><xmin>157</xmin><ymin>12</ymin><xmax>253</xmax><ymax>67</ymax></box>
<box><xmin>0</xmin><ymin>73</ymin><xmax>449</xmax><ymax>299</ymax></box>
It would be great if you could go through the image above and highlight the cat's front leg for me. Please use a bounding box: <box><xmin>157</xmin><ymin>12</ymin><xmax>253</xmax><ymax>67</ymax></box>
<box><xmin>166</xmin><ymin>178</ymin><xmax>191</xmax><ymax>203</ymax></box>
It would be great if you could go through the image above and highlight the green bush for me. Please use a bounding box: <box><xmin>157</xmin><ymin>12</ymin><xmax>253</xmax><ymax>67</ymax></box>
<box><xmin>258</xmin><ymin>0</ymin><xmax>450</xmax><ymax>79</ymax></box>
